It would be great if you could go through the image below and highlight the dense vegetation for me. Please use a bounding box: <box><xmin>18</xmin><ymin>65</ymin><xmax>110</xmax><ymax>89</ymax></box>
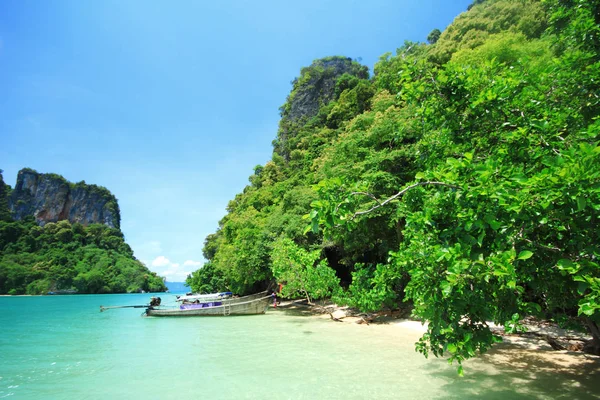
<box><xmin>0</xmin><ymin>170</ymin><xmax>166</xmax><ymax>295</ymax></box>
<box><xmin>0</xmin><ymin>170</ymin><xmax>11</xmax><ymax>222</ymax></box>
<box><xmin>187</xmin><ymin>0</ymin><xmax>599</xmax><ymax>367</ymax></box>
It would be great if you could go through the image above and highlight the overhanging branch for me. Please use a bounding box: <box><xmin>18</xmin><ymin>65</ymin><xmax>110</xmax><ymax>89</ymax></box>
<box><xmin>349</xmin><ymin>181</ymin><xmax>460</xmax><ymax>219</ymax></box>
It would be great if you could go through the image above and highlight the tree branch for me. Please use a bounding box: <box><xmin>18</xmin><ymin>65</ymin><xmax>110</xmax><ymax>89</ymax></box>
<box><xmin>349</xmin><ymin>181</ymin><xmax>460</xmax><ymax>219</ymax></box>
<box><xmin>522</xmin><ymin>238</ymin><xmax>562</xmax><ymax>253</ymax></box>
<box><xmin>334</xmin><ymin>191</ymin><xmax>384</xmax><ymax>214</ymax></box>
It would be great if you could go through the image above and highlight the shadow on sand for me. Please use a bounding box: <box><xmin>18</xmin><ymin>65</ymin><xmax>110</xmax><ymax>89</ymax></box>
<box><xmin>425</xmin><ymin>341</ymin><xmax>600</xmax><ymax>399</ymax></box>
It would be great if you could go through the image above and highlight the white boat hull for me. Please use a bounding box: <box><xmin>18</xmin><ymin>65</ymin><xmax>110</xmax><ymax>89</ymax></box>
<box><xmin>146</xmin><ymin>295</ymin><xmax>272</xmax><ymax>317</ymax></box>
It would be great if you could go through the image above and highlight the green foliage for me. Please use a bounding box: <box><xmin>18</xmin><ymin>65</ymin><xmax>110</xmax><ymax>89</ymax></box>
<box><xmin>326</xmin><ymin>80</ymin><xmax>375</xmax><ymax>129</ymax></box>
<box><xmin>280</xmin><ymin>56</ymin><xmax>368</xmax><ymax>121</ymax></box>
<box><xmin>186</xmin><ymin>261</ymin><xmax>228</xmax><ymax>294</ymax></box>
<box><xmin>333</xmin><ymin>263</ymin><xmax>404</xmax><ymax>312</ymax></box>
<box><xmin>0</xmin><ymin>219</ymin><xmax>166</xmax><ymax>294</ymax></box>
<box><xmin>276</xmin><ymin>56</ymin><xmax>370</xmax><ymax>159</ymax></box>
<box><xmin>427</xmin><ymin>28</ymin><xmax>442</xmax><ymax>44</ymax></box>
<box><xmin>193</xmin><ymin>57</ymin><xmax>375</xmax><ymax>295</ymax></box>
<box><xmin>429</xmin><ymin>0</ymin><xmax>547</xmax><ymax>64</ymax></box>
<box><xmin>304</xmin><ymin>0</ymin><xmax>600</xmax><ymax>369</ymax></box>
<box><xmin>271</xmin><ymin>237</ymin><xmax>339</xmax><ymax>302</ymax></box>
<box><xmin>451</xmin><ymin>32</ymin><xmax>553</xmax><ymax>68</ymax></box>
<box><xmin>373</xmin><ymin>42</ymin><xmax>429</xmax><ymax>95</ymax></box>
<box><xmin>468</xmin><ymin>0</ymin><xmax>488</xmax><ymax>11</ymax></box>
<box><xmin>0</xmin><ymin>171</ymin><xmax>12</xmax><ymax>222</ymax></box>
<box><xmin>69</xmin><ymin>180</ymin><xmax>121</xmax><ymax>229</ymax></box>
<box><xmin>544</xmin><ymin>0</ymin><xmax>600</xmax><ymax>57</ymax></box>
<box><xmin>188</xmin><ymin>0</ymin><xmax>600</xmax><ymax>370</ymax></box>
<box><xmin>212</xmin><ymin>206</ymin><xmax>273</xmax><ymax>294</ymax></box>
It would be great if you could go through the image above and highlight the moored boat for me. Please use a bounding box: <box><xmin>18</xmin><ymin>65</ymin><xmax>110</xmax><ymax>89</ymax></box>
<box><xmin>176</xmin><ymin>291</ymin><xmax>233</xmax><ymax>303</ymax></box>
<box><xmin>145</xmin><ymin>293</ymin><xmax>273</xmax><ymax>317</ymax></box>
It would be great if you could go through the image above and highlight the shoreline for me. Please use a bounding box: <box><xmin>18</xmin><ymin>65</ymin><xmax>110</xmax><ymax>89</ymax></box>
<box><xmin>277</xmin><ymin>299</ymin><xmax>600</xmax><ymax>370</ymax></box>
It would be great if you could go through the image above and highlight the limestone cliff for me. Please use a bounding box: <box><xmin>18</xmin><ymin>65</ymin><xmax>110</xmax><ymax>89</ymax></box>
<box><xmin>8</xmin><ymin>168</ymin><xmax>120</xmax><ymax>229</ymax></box>
<box><xmin>281</xmin><ymin>56</ymin><xmax>369</xmax><ymax>122</ymax></box>
<box><xmin>275</xmin><ymin>56</ymin><xmax>369</xmax><ymax>159</ymax></box>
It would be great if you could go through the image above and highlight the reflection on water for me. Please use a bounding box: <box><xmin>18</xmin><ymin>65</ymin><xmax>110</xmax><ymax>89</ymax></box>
<box><xmin>0</xmin><ymin>294</ymin><xmax>598</xmax><ymax>399</ymax></box>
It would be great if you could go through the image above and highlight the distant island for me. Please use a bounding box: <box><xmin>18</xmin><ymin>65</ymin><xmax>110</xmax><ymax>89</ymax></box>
<box><xmin>0</xmin><ymin>168</ymin><xmax>166</xmax><ymax>295</ymax></box>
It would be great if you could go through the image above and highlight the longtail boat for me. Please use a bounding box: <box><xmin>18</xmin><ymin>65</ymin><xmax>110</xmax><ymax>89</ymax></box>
<box><xmin>175</xmin><ymin>291</ymin><xmax>233</xmax><ymax>303</ymax></box>
<box><xmin>145</xmin><ymin>292</ymin><xmax>273</xmax><ymax>317</ymax></box>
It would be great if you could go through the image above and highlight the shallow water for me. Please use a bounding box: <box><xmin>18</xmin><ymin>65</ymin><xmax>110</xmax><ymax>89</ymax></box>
<box><xmin>0</xmin><ymin>294</ymin><xmax>598</xmax><ymax>399</ymax></box>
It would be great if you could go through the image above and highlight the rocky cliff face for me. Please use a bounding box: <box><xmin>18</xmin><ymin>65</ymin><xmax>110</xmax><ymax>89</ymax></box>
<box><xmin>8</xmin><ymin>169</ymin><xmax>120</xmax><ymax>229</ymax></box>
<box><xmin>274</xmin><ymin>56</ymin><xmax>370</xmax><ymax>159</ymax></box>
<box><xmin>282</xmin><ymin>56</ymin><xmax>369</xmax><ymax>122</ymax></box>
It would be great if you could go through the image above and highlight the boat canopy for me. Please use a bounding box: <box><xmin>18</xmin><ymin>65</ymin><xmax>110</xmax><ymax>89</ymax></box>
<box><xmin>175</xmin><ymin>292</ymin><xmax>233</xmax><ymax>302</ymax></box>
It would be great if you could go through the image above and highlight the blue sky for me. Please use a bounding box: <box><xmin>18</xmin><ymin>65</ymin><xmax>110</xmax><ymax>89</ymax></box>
<box><xmin>0</xmin><ymin>0</ymin><xmax>472</xmax><ymax>281</ymax></box>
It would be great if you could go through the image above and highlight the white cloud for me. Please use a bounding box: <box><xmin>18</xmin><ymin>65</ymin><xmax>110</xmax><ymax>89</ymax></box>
<box><xmin>183</xmin><ymin>260</ymin><xmax>203</xmax><ymax>267</ymax></box>
<box><xmin>149</xmin><ymin>256</ymin><xmax>191</xmax><ymax>282</ymax></box>
<box><xmin>151</xmin><ymin>255</ymin><xmax>171</xmax><ymax>267</ymax></box>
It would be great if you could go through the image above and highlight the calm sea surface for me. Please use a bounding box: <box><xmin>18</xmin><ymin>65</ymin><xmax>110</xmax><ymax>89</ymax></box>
<box><xmin>1</xmin><ymin>294</ymin><xmax>598</xmax><ymax>399</ymax></box>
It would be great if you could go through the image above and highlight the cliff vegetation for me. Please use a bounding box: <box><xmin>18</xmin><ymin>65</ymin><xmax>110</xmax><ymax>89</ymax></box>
<box><xmin>187</xmin><ymin>0</ymin><xmax>600</xmax><ymax>368</ymax></box>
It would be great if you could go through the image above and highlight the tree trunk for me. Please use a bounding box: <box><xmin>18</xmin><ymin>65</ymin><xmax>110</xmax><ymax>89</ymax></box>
<box><xmin>583</xmin><ymin>319</ymin><xmax>600</xmax><ymax>356</ymax></box>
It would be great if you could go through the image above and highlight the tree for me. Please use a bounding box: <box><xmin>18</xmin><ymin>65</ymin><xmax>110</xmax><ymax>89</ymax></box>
<box><xmin>467</xmin><ymin>0</ymin><xmax>487</xmax><ymax>11</ymax></box>
<box><xmin>191</xmin><ymin>0</ymin><xmax>600</xmax><ymax>372</ymax></box>
<box><xmin>428</xmin><ymin>0</ymin><xmax>546</xmax><ymax>64</ymax></box>
<box><xmin>270</xmin><ymin>237</ymin><xmax>339</xmax><ymax>303</ymax></box>
<box><xmin>427</xmin><ymin>28</ymin><xmax>441</xmax><ymax>44</ymax></box>
<box><xmin>186</xmin><ymin>261</ymin><xmax>227</xmax><ymax>294</ymax></box>
<box><xmin>0</xmin><ymin>209</ymin><xmax>166</xmax><ymax>294</ymax></box>
<box><xmin>306</xmin><ymin>0</ymin><xmax>600</xmax><ymax>371</ymax></box>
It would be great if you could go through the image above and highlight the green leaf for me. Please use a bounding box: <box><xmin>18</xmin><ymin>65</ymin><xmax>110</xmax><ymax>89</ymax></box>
<box><xmin>484</xmin><ymin>215</ymin><xmax>501</xmax><ymax>231</ymax></box>
<box><xmin>556</xmin><ymin>259</ymin><xmax>576</xmax><ymax>273</ymax></box>
<box><xmin>477</xmin><ymin>231</ymin><xmax>485</xmax><ymax>247</ymax></box>
<box><xmin>441</xmin><ymin>281</ymin><xmax>452</xmax><ymax>296</ymax></box>
<box><xmin>311</xmin><ymin>219</ymin><xmax>320</xmax><ymax>234</ymax></box>
<box><xmin>577</xmin><ymin>281</ymin><xmax>590</xmax><ymax>295</ymax></box>
<box><xmin>517</xmin><ymin>251</ymin><xmax>533</xmax><ymax>260</ymax></box>
<box><xmin>490</xmin><ymin>221</ymin><xmax>501</xmax><ymax>231</ymax></box>
<box><xmin>457</xmin><ymin>365</ymin><xmax>464</xmax><ymax>377</ymax></box>
<box><xmin>580</xmin><ymin>303</ymin><xmax>596</xmax><ymax>316</ymax></box>
<box><xmin>526</xmin><ymin>302</ymin><xmax>542</xmax><ymax>314</ymax></box>
<box><xmin>447</xmin><ymin>343</ymin><xmax>457</xmax><ymax>354</ymax></box>
<box><xmin>577</xmin><ymin>197</ymin><xmax>586</xmax><ymax>212</ymax></box>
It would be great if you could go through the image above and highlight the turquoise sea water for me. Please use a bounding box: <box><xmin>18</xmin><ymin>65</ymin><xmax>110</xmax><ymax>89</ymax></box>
<box><xmin>1</xmin><ymin>294</ymin><xmax>599</xmax><ymax>399</ymax></box>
